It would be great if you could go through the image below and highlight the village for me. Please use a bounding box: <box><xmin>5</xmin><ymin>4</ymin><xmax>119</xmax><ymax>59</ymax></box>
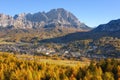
<box><xmin>0</xmin><ymin>42</ymin><xmax>110</xmax><ymax>59</ymax></box>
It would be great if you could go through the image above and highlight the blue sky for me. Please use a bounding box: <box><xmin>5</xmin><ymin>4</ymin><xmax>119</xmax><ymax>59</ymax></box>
<box><xmin>0</xmin><ymin>0</ymin><xmax>120</xmax><ymax>27</ymax></box>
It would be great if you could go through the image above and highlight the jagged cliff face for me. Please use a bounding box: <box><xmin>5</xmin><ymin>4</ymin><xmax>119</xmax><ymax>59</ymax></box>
<box><xmin>45</xmin><ymin>8</ymin><xmax>81</xmax><ymax>28</ymax></box>
<box><xmin>0</xmin><ymin>14</ymin><xmax>14</xmax><ymax>27</ymax></box>
<box><xmin>93</xmin><ymin>19</ymin><xmax>120</xmax><ymax>32</ymax></box>
<box><xmin>0</xmin><ymin>8</ymin><xmax>90</xmax><ymax>30</ymax></box>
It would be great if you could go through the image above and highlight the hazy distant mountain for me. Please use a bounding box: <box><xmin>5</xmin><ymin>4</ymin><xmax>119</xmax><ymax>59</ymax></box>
<box><xmin>0</xmin><ymin>8</ymin><xmax>90</xmax><ymax>30</ymax></box>
<box><xmin>92</xmin><ymin>19</ymin><xmax>120</xmax><ymax>32</ymax></box>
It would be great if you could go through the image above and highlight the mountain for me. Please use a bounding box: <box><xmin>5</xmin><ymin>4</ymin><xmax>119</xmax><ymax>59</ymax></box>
<box><xmin>92</xmin><ymin>19</ymin><xmax>120</xmax><ymax>32</ymax></box>
<box><xmin>0</xmin><ymin>9</ymin><xmax>120</xmax><ymax>58</ymax></box>
<box><xmin>39</xmin><ymin>18</ymin><xmax>120</xmax><ymax>43</ymax></box>
<box><xmin>0</xmin><ymin>8</ymin><xmax>90</xmax><ymax>30</ymax></box>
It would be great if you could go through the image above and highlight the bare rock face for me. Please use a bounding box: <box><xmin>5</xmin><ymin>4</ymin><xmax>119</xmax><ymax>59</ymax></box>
<box><xmin>46</xmin><ymin>8</ymin><xmax>81</xmax><ymax>28</ymax></box>
<box><xmin>0</xmin><ymin>14</ymin><xmax>14</xmax><ymax>27</ymax></box>
<box><xmin>0</xmin><ymin>8</ymin><xmax>90</xmax><ymax>30</ymax></box>
<box><xmin>13</xmin><ymin>13</ymin><xmax>33</xmax><ymax>29</ymax></box>
<box><xmin>25</xmin><ymin>12</ymin><xmax>48</xmax><ymax>22</ymax></box>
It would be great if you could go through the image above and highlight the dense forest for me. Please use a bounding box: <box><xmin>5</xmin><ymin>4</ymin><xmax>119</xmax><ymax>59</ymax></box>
<box><xmin>0</xmin><ymin>52</ymin><xmax>120</xmax><ymax>80</ymax></box>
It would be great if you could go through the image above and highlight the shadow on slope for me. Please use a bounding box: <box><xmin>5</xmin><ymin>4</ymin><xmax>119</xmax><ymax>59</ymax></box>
<box><xmin>39</xmin><ymin>31</ymin><xmax>120</xmax><ymax>43</ymax></box>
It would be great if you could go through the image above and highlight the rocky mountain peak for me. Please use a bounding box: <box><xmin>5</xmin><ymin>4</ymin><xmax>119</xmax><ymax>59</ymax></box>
<box><xmin>0</xmin><ymin>8</ymin><xmax>90</xmax><ymax>30</ymax></box>
<box><xmin>14</xmin><ymin>13</ymin><xmax>26</xmax><ymax>21</ymax></box>
<box><xmin>26</xmin><ymin>12</ymin><xmax>48</xmax><ymax>22</ymax></box>
<box><xmin>0</xmin><ymin>14</ymin><xmax>13</xmax><ymax>27</ymax></box>
<box><xmin>46</xmin><ymin>8</ymin><xmax>83</xmax><ymax>28</ymax></box>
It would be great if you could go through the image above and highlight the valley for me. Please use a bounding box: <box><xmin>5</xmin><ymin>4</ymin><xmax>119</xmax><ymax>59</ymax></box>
<box><xmin>0</xmin><ymin>0</ymin><xmax>120</xmax><ymax>79</ymax></box>
<box><xmin>0</xmin><ymin>8</ymin><xmax>120</xmax><ymax>59</ymax></box>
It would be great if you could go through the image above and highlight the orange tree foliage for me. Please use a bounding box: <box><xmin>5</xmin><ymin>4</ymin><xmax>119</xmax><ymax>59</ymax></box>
<box><xmin>0</xmin><ymin>53</ymin><xmax>120</xmax><ymax>80</ymax></box>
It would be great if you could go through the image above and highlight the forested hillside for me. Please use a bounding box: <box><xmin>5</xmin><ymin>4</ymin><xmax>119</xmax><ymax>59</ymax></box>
<box><xmin>0</xmin><ymin>52</ymin><xmax>120</xmax><ymax>80</ymax></box>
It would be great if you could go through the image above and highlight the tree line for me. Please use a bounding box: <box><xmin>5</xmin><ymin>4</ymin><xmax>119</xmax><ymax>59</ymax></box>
<box><xmin>0</xmin><ymin>52</ymin><xmax>120</xmax><ymax>80</ymax></box>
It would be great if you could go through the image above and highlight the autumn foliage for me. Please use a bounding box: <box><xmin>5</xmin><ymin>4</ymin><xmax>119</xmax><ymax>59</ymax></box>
<box><xmin>0</xmin><ymin>52</ymin><xmax>120</xmax><ymax>80</ymax></box>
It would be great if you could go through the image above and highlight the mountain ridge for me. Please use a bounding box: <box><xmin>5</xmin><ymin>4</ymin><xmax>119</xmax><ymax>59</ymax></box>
<box><xmin>39</xmin><ymin>18</ymin><xmax>120</xmax><ymax>43</ymax></box>
<box><xmin>0</xmin><ymin>8</ymin><xmax>90</xmax><ymax>30</ymax></box>
<box><xmin>92</xmin><ymin>18</ymin><xmax>120</xmax><ymax>32</ymax></box>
